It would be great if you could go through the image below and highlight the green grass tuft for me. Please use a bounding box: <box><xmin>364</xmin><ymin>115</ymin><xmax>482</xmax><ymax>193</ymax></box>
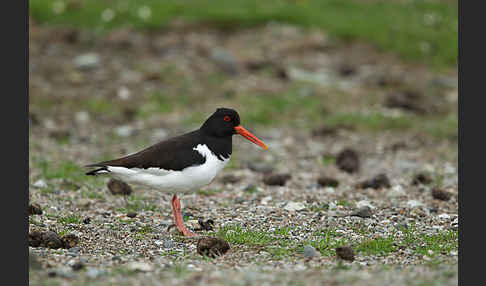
<box><xmin>58</xmin><ymin>214</ymin><xmax>82</xmax><ymax>224</ymax></box>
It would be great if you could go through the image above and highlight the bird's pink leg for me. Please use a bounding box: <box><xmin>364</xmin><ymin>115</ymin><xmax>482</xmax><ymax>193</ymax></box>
<box><xmin>171</xmin><ymin>194</ymin><xmax>195</xmax><ymax>237</ymax></box>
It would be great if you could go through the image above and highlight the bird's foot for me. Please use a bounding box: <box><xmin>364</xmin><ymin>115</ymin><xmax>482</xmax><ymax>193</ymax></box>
<box><xmin>171</xmin><ymin>194</ymin><xmax>196</xmax><ymax>237</ymax></box>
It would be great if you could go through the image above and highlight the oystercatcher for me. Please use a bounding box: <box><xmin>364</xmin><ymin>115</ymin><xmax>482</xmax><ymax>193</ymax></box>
<box><xmin>85</xmin><ymin>108</ymin><xmax>268</xmax><ymax>236</ymax></box>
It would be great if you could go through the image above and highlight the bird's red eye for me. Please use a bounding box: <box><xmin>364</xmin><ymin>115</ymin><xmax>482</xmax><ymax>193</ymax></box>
<box><xmin>224</xmin><ymin>116</ymin><xmax>231</xmax><ymax>122</ymax></box>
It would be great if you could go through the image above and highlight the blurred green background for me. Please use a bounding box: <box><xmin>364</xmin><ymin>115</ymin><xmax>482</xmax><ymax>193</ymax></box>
<box><xmin>31</xmin><ymin>0</ymin><xmax>457</xmax><ymax>70</ymax></box>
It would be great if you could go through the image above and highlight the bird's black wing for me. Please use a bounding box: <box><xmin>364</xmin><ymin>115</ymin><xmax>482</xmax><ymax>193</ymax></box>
<box><xmin>85</xmin><ymin>130</ymin><xmax>206</xmax><ymax>174</ymax></box>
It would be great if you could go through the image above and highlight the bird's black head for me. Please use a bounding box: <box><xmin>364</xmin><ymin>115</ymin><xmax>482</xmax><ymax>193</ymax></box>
<box><xmin>200</xmin><ymin>108</ymin><xmax>241</xmax><ymax>137</ymax></box>
<box><xmin>200</xmin><ymin>108</ymin><xmax>268</xmax><ymax>150</ymax></box>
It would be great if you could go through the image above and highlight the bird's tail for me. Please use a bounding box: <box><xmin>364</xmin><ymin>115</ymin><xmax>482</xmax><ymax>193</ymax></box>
<box><xmin>85</xmin><ymin>166</ymin><xmax>109</xmax><ymax>176</ymax></box>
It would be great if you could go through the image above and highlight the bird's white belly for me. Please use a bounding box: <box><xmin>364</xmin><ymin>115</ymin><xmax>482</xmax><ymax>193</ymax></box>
<box><xmin>106</xmin><ymin>144</ymin><xmax>229</xmax><ymax>193</ymax></box>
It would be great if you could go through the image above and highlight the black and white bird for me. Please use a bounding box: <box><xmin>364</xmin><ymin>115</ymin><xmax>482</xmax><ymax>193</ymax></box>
<box><xmin>85</xmin><ymin>108</ymin><xmax>268</xmax><ymax>236</ymax></box>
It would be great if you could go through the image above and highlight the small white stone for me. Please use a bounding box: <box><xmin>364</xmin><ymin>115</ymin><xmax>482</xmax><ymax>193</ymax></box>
<box><xmin>437</xmin><ymin>213</ymin><xmax>451</xmax><ymax>220</ymax></box>
<box><xmin>261</xmin><ymin>196</ymin><xmax>272</xmax><ymax>205</ymax></box>
<box><xmin>115</xmin><ymin>125</ymin><xmax>135</xmax><ymax>137</ymax></box>
<box><xmin>407</xmin><ymin>200</ymin><xmax>424</xmax><ymax>209</ymax></box>
<box><xmin>43</xmin><ymin>119</ymin><xmax>56</xmax><ymax>130</ymax></box>
<box><xmin>284</xmin><ymin>202</ymin><xmax>305</xmax><ymax>211</ymax></box>
<box><xmin>328</xmin><ymin>201</ymin><xmax>337</xmax><ymax>210</ymax></box>
<box><xmin>117</xmin><ymin>86</ymin><xmax>131</xmax><ymax>100</ymax></box>
<box><xmin>126</xmin><ymin>262</ymin><xmax>153</xmax><ymax>272</ymax></box>
<box><xmin>73</xmin><ymin>53</ymin><xmax>100</xmax><ymax>70</ymax></box>
<box><xmin>75</xmin><ymin>111</ymin><xmax>90</xmax><ymax>124</ymax></box>
<box><xmin>294</xmin><ymin>263</ymin><xmax>306</xmax><ymax>271</ymax></box>
<box><xmin>444</xmin><ymin>162</ymin><xmax>456</xmax><ymax>175</ymax></box>
<box><xmin>387</xmin><ymin>185</ymin><xmax>406</xmax><ymax>198</ymax></box>
<box><xmin>33</xmin><ymin>180</ymin><xmax>48</xmax><ymax>188</ymax></box>
<box><xmin>356</xmin><ymin>200</ymin><xmax>375</xmax><ymax>210</ymax></box>
<box><xmin>86</xmin><ymin>268</ymin><xmax>104</xmax><ymax>278</ymax></box>
<box><xmin>432</xmin><ymin>225</ymin><xmax>443</xmax><ymax>231</ymax></box>
<box><xmin>323</xmin><ymin>187</ymin><xmax>335</xmax><ymax>194</ymax></box>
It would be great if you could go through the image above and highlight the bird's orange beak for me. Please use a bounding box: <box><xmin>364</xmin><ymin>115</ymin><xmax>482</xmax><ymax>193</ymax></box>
<box><xmin>234</xmin><ymin>125</ymin><xmax>268</xmax><ymax>150</ymax></box>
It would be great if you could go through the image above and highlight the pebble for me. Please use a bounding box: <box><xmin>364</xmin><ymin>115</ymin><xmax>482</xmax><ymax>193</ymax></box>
<box><xmin>437</xmin><ymin>213</ymin><xmax>451</xmax><ymax>220</ymax></box>
<box><xmin>127</xmin><ymin>262</ymin><xmax>154</xmax><ymax>272</ymax></box>
<box><xmin>220</xmin><ymin>174</ymin><xmax>241</xmax><ymax>184</ymax></box>
<box><xmin>71</xmin><ymin>262</ymin><xmax>84</xmax><ymax>271</ymax></box>
<box><xmin>303</xmin><ymin>245</ymin><xmax>319</xmax><ymax>259</ymax></box>
<box><xmin>61</xmin><ymin>234</ymin><xmax>80</xmax><ymax>249</ymax></box>
<box><xmin>117</xmin><ymin>86</ymin><xmax>131</xmax><ymax>100</ymax></box>
<box><xmin>41</xmin><ymin>231</ymin><xmax>64</xmax><ymax>249</ymax></box>
<box><xmin>336</xmin><ymin>247</ymin><xmax>355</xmax><ymax>262</ymax></box>
<box><xmin>32</xmin><ymin>179</ymin><xmax>48</xmax><ymax>189</ymax></box>
<box><xmin>294</xmin><ymin>263</ymin><xmax>307</xmax><ymax>271</ymax></box>
<box><xmin>164</xmin><ymin>240</ymin><xmax>174</xmax><ymax>248</ymax></box>
<box><xmin>411</xmin><ymin>172</ymin><xmax>433</xmax><ymax>185</ymax></box>
<box><xmin>351</xmin><ymin>206</ymin><xmax>373</xmax><ymax>218</ymax></box>
<box><xmin>261</xmin><ymin>196</ymin><xmax>273</xmax><ymax>205</ymax></box>
<box><xmin>328</xmin><ymin>201</ymin><xmax>337</xmax><ymax>211</ymax></box>
<box><xmin>210</xmin><ymin>48</ymin><xmax>239</xmax><ymax>75</ymax></box>
<box><xmin>73</xmin><ymin>53</ymin><xmax>100</xmax><ymax>70</ymax></box>
<box><xmin>197</xmin><ymin>237</ymin><xmax>230</xmax><ymax>258</ymax></box>
<box><xmin>336</xmin><ymin>148</ymin><xmax>360</xmax><ymax>174</ymax></box>
<box><xmin>127</xmin><ymin>212</ymin><xmax>137</xmax><ymax>218</ymax></box>
<box><xmin>323</xmin><ymin>187</ymin><xmax>335</xmax><ymax>194</ymax></box>
<box><xmin>284</xmin><ymin>202</ymin><xmax>305</xmax><ymax>211</ymax></box>
<box><xmin>107</xmin><ymin>179</ymin><xmax>133</xmax><ymax>196</ymax></box>
<box><xmin>356</xmin><ymin>200</ymin><xmax>375</xmax><ymax>210</ymax></box>
<box><xmin>387</xmin><ymin>185</ymin><xmax>406</xmax><ymax>198</ymax></box>
<box><xmin>407</xmin><ymin>200</ymin><xmax>424</xmax><ymax>209</ymax></box>
<box><xmin>74</xmin><ymin>111</ymin><xmax>90</xmax><ymax>124</ymax></box>
<box><xmin>358</xmin><ymin>173</ymin><xmax>391</xmax><ymax>189</ymax></box>
<box><xmin>28</xmin><ymin>203</ymin><xmax>43</xmax><ymax>215</ymax></box>
<box><xmin>317</xmin><ymin>176</ymin><xmax>339</xmax><ymax>188</ymax></box>
<box><xmin>86</xmin><ymin>268</ymin><xmax>104</xmax><ymax>278</ymax></box>
<box><xmin>247</xmin><ymin>162</ymin><xmax>274</xmax><ymax>173</ymax></box>
<box><xmin>263</xmin><ymin>173</ymin><xmax>291</xmax><ymax>186</ymax></box>
<box><xmin>287</xmin><ymin>67</ymin><xmax>332</xmax><ymax>86</ymax></box>
<box><xmin>68</xmin><ymin>246</ymin><xmax>81</xmax><ymax>253</ymax></box>
<box><xmin>432</xmin><ymin>188</ymin><xmax>452</xmax><ymax>201</ymax></box>
<box><xmin>384</xmin><ymin>91</ymin><xmax>425</xmax><ymax>114</ymax></box>
<box><xmin>114</xmin><ymin>125</ymin><xmax>136</xmax><ymax>137</ymax></box>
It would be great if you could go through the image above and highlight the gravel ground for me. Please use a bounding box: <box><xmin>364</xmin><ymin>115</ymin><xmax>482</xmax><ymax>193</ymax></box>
<box><xmin>29</xmin><ymin>21</ymin><xmax>458</xmax><ymax>286</ymax></box>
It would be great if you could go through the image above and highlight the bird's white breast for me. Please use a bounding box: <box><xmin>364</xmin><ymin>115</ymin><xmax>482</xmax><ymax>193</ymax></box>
<box><xmin>106</xmin><ymin>144</ymin><xmax>229</xmax><ymax>193</ymax></box>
